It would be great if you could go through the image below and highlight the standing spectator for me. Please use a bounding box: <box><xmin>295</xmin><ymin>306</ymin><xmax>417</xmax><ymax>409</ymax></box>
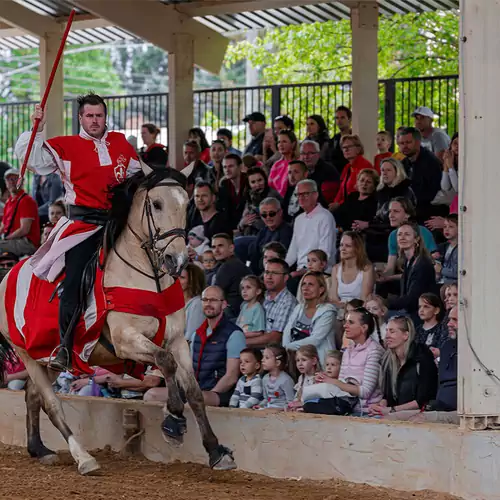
<box><xmin>331</xmin><ymin>135</ymin><xmax>375</xmax><ymax>209</ymax></box>
<box><xmin>268</xmin><ymin>130</ymin><xmax>298</xmax><ymax>197</ymax></box>
<box><xmin>398</xmin><ymin>127</ymin><xmax>442</xmax><ymax>223</ymax></box>
<box><xmin>387</xmin><ymin>222</ymin><xmax>437</xmax><ymax>323</ymax></box>
<box><xmin>218</xmin><ymin>154</ymin><xmax>247</xmax><ymax>230</ymax></box>
<box><xmin>139</xmin><ymin>123</ymin><xmax>167</xmax><ymax>167</ymax></box>
<box><xmin>436</xmin><ymin>214</ymin><xmax>458</xmax><ymax>285</ymax></box>
<box><xmin>186</xmin><ymin>181</ymin><xmax>231</xmax><ymax>241</ymax></box>
<box><xmin>212</xmin><ymin>233</ymin><xmax>251</xmax><ymax>319</ymax></box>
<box><xmin>246</xmin><ymin>258</ymin><xmax>297</xmax><ymax>348</ymax></box>
<box><xmin>243</xmin><ymin>112</ymin><xmax>268</xmax><ymax>160</ymax></box>
<box><xmin>324</xmin><ymin>106</ymin><xmax>352</xmax><ymax>174</ymax></box>
<box><xmin>283</xmin><ymin>272</ymin><xmax>336</xmax><ymax>365</ymax></box>
<box><xmin>179</xmin><ymin>263</ymin><xmax>206</xmax><ymax>340</ymax></box>
<box><xmin>305</xmin><ymin>114</ymin><xmax>330</xmax><ymax>153</ymax></box>
<box><xmin>208</xmin><ymin>139</ymin><xmax>227</xmax><ymax>189</ymax></box>
<box><xmin>374</xmin><ymin>131</ymin><xmax>393</xmax><ymax>173</ymax></box>
<box><xmin>300</xmin><ymin>140</ymin><xmax>340</xmax><ymax>205</ymax></box>
<box><xmin>286</xmin><ymin>179</ymin><xmax>337</xmax><ymax>280</ymax></box>
<box><xmin>0</xmin><ymin>169</ymin><xmax>40</xmax><ymax>256</ymax></box>
<box><xmin>191</xmin><ymin>286</ymin><xmax>246</xmax><ymax>407</ymax></box>
<box><xmin>412</xmin><ymin>106</ymin><xmax>450</xmax><ymax>161</ymax></box>
<box><xmin>183</xmin><ymin>141</ymin><xmax>213</xmax><ymax>198</ymax></box>
<box><xmin>217</xmin><ymin>128</ymin><xmax>242</xmax><ymax>156</ymax></box>
<box><xmin>263</xmin><ymin>115</ymin><xmax>296</xmax><ymax>170</ymax></box>
<box><xmin>32</xmin><ymin>172</ymin><xmax>64</xmax><ymax>226</ymax></box>
<box><xmin>188</xmin><ymin>127</ymin><xmax>211</xmax><ymax>164</ymax></box>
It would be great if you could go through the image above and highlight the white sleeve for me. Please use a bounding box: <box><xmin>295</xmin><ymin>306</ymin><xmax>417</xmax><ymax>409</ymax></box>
<box><xmin>15</xmin><ymin>131</ymin><xmax>58</xmax><ymax>175</ymax></box>
<box><xmin>285</xmin><ymin>223</ymin><xmax>298</xmax><ymax>267</ymax></box>
<box><xmin>127</xmin><ymin>157</ymin><xmax>141</xmax><ymax>178</ymax></box>
<box><xmin>318</xmin><ymin>212</ymin><xmax>337</xmax><ymax>271</ymax></box>
<box><xmin>449</xmin><ymin>168</ymin><xmax>459</xmax><ymax>192</ymax></box>
<box><xmin>440</xmin><ymin>171</ymin><xmax>451</xmax><ymax>191</ymax></box>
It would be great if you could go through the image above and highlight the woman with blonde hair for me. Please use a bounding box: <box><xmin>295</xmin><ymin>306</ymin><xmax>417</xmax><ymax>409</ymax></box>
<box><xmin>283</xmin><ymin>271</ymin><xmax>336</xmax><ymax>365</ymax></box>
<box><xmin>368</xmin><ymin>315</ymin><xmax>437</xmax><ymax>417</ymax></box>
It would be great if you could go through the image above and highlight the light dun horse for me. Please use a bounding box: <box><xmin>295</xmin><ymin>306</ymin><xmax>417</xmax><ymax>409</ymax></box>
<box><xmin>0</xmin><ymin>161</ymin><xmax>236</xmax><ymax>474</ymax></box>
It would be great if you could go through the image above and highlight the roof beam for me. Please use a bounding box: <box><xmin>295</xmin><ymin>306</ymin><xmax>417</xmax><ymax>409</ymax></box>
<box><xmin>0</xmin><ymin>0</ymin><xmax>59</xmax><ymax>37</ymax></box>
<box><xmin>71</xmin><ymin>0</ymin><xmax>228</xmax><ymax>74</ymax></box>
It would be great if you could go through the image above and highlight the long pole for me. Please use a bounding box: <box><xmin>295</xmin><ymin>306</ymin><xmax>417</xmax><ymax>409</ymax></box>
<box><xmin>17</xmin><ymin>9</ymin><xmax>76</xmax><ymax>188</ymax></box>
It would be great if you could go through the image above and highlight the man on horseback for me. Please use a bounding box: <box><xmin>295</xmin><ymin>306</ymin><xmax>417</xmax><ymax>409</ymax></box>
<box><xmin>15</xmin><ymin>93</ymin><xmax>141</xmax><ymax>371</ymax></box>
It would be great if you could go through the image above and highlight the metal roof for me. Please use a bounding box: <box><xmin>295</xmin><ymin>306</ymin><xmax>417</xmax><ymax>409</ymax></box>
<box><xmin>0</xmin><ymin>0</ymin><xmax>459</xmax><ymax>50</ymax></box>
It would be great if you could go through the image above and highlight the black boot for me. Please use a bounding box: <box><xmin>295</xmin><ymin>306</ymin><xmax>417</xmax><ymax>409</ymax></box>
<box><xmin>48</xmin><ymin>345</ymin><xmax>71</xmax><ymax>372</ymax></box>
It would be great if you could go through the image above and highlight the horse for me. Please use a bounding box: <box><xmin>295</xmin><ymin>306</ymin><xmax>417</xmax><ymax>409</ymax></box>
<box><xmin>0</xmin><ymin>161</ymin><xmax>236</xmax><ymax>475</ymax></box>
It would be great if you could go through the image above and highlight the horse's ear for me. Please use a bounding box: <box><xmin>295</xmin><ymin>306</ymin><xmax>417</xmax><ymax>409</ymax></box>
<box><xmin>180</xmin><ymin>161</ymin><xmax>195</xmax><ymax>179</ymax></box>
<box><xmin>140</xmin><ymin>159</ymin><xmax>153</xmax><ymax>176</ymax></box>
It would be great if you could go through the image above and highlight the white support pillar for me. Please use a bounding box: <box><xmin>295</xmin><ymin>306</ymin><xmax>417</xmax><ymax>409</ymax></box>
<box><xmin>39</xmin><ymin>28</ymin><xmax>64</xmax><ymax>138</ymax></box>
<box><xmin>168</xmin><ymin>33</ymin><xmax>194</xmax><ymax>170</ymax></box>
<box><xmin>350</xmin><ymin>2</ymin><xmax>378</xmax><ymax>161</ymax></box>
<box><xmin>459</xmin><ymin>0</ymin><xmax>500</xmax><ymax>430</ymax></box>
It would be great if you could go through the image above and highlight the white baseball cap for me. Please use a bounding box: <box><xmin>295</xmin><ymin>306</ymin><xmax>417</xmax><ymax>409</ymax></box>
<box><xmin>412</xmin><ymin>106</ymin><xmax>435</xmax><ymax>119</ymax></box>
<box><xmin>4</xmin><ymin>168</ymin><xmax>20</xmax><ymax>179</ymax></box>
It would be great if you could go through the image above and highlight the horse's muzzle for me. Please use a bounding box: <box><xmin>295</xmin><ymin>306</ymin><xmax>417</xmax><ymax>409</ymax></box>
<box><xmin>163</xmin><ymin>250</ymin><xmax>187</xmax><ymax>279</ymax></box>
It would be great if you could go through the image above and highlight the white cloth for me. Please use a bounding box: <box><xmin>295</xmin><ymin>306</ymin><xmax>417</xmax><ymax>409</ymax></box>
<box><xmin>15</xmin><ymin>132</ymin><xmax>58</xmax><ymax>176</ymax></box>
<box><xmin>302</xmin><ymin>382</ymin><xmax>352</xmax><ymax>402</ymax></box>
<box><xmin>286</xmin><ymin>204</ymin><xmax>337</xmax><ymax>271</ymax></box>
<box><xmin>336</xmin><ymin>265</ymin><xmax>364</xmax><ymax>302</ymax></box>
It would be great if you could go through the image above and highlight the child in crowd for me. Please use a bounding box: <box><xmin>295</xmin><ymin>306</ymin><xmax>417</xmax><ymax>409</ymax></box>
<box><xmin>297</xmin><ymin>250</ymin><xmax>330</xmax><ymax>303</ymax></box>
<box><xmin>262</xmin><ymin>241</ymin><xmax>287</xmax><ymax>269</ymax></box>
<box><xmin>237</xmin><ymin>275</ymin><xmax>266</xmax><ymax>337</ymax></box>
<box><xmin>288</xmin><ymin>345</ymin><xmax>321</xmax><ymax>411</ymax></box>
<box><xmin>2</xmin><ymin>353</ymin><xmax>28</xmax><ymax>391</ymax></box>
<box><xmin>187</xmin><ymin>225</ymin><xmax>210</xmax><ymax>261</ymax></box>
<box><xmin>41</xmin><ymin>200</ymin><xmax>67</xmax><ymax>244</ymax></box>
<box><xmin>364</xmin><ymin>294</ymin><xmax>388</xmax><ymax>345</ymax></box>
<box><xmin>374</xmin><ymin>131</ymin><xmax>393</xmax><ymax>173</ymax></box>
<box><xmin>257</xmin><ymin>344</ymin><xmax>295</xmax><ymax>410</ymax></box>
<box><xmin>443</xmin><ymin>283</ymin><xmax>458</xmax><ymax>312</ymax></box>
<box><xmin>201</xmin><ymin>249</ymin><xmax>217</xmax><ymax>285</ymax></box>
<box><xmin>436</xmin><ymin>214</ymin><xmax>458</xmax><ymax>285</ymax></box>
<box><xmin>229</xmin><ymin>348</ymin><xmax>263</xmax><ymax>409</ymax></box>
<box><xmin>416</xmin><ymin>293</ymin><xmax>448</xmax><ymax>358</ymax></box>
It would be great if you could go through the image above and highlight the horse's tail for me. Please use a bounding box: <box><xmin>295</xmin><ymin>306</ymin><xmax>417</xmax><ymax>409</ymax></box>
<box><xmin>0</xmin><ymin>333</ymin><xmax>16</xmax><ymax>386</ymax></box>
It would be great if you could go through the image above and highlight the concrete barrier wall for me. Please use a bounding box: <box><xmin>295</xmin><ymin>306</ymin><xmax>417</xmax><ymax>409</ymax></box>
<box><xmin>0</xmin><ymin>390</ymin><xmax>499</xmax><ymax>500</ymax></box>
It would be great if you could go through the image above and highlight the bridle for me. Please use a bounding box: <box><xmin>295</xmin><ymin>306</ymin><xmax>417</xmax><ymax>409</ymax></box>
<box><xmin>112</xmin><ymin>179</ymin><xmax>187</xmax><ymax>293</ymax></box>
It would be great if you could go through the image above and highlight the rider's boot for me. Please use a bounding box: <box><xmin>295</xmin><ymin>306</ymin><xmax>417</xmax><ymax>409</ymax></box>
<box><xmin>48</xmin><ymin>297</ymin><xmax>76</xmax><ymax>372</ymax></box>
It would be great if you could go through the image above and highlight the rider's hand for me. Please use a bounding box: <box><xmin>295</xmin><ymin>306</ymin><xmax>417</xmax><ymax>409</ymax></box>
<box><xmin>31</xmin><ymin>104</ymin><xmax>46</xmax><ymax>132</ymax></box>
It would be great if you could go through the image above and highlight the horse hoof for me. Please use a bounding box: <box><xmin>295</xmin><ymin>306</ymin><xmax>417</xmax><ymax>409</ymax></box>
<box><xmin>162</xmin><ymin>431</ymin><xmax>183</xmax><ymax>447</ymax></box>
<box><xmin>161</xmin><ymin>414</ymin><xmax>186</xmax><ymax>447</ymax></box>
<box><xmin>78</xmin><ymin>458</ymin><xmax>101</xmax><ymax>476</ymax></box>
<box><xmin>39</xmin><ymin>454</ymin><xmax>59</xmax><ymax>466</ymax></box>
<box><xmin>210</xmin><ymin>445</ymin><xmax>237</xmax><ymax>471</ymax></box>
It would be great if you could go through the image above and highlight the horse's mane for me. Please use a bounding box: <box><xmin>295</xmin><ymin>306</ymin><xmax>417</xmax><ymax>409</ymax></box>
<box><xmin>105</xmin><ymin>165</ymin><xmax>187</xmax><ymax>251</ymax></box>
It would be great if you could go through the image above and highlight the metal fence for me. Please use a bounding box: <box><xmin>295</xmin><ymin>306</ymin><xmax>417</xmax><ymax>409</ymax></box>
<box><xmin>0</xmin><ymin>74</ymin><xmax>458</xmax><ymax>167</ymax></box>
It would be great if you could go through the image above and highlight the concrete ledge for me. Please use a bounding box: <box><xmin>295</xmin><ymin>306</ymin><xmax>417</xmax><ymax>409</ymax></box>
<box><xmin>0</xmin><ymin>390</ymin><xmax>498</xmax><ymax>500</ymax></box>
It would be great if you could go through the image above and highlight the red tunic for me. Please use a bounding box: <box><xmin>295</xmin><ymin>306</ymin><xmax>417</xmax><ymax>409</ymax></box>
<box><xmin>2</xmin><ymin>190</ymin><xmax>40</xmax><ymax>247</ymax></box>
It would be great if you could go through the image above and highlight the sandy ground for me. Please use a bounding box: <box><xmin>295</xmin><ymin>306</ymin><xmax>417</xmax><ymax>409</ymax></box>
<box><xmin>0</xmin><ymin>444</ymin><xmax>461</xmax><ymax>500</ymax></box>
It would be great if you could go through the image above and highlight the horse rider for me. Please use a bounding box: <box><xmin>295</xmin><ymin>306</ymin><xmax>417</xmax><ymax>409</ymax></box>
<box><xmin>15</xmin><ymin>93</ymin><xmax>141</xmax><ymax>372</ymax></box>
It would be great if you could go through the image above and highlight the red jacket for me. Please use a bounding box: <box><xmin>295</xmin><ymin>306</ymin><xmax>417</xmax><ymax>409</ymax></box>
<box><xmin>334</xmin><ymin>155</ymin><xmax>375</xmax><ymax>205</ymax></box>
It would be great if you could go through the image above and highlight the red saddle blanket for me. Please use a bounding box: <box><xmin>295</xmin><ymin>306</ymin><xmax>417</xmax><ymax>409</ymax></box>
<box><xmin>5</xmin><ymin>257</ymin><xmax>184</xmax><ymax>376</ymax></box>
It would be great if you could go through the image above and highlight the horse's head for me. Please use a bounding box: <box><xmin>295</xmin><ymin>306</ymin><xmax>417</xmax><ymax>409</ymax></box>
<box><xmin>126</xmin><ymin>161</ymin><xmax>194</xmax><ymax>279</ymax></box>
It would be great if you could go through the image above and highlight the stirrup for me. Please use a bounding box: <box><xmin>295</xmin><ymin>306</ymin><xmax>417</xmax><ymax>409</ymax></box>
<box><xmin>48</xmin><ymin>345</ymin><xmax>71</xmax><ymax>372</ymax></box>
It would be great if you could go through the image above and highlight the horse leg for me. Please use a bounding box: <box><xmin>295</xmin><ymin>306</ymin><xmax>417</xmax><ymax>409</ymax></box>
<box><xmin>169</xmin><ymin>336</ymin><xmax>236</xmax><ymax>471</ymax></box>
<box><xmin>25</xmin><ymin>376</ymin><xmax>59</xmax><ymax>465</ymax></box>
<box><xmin>15</xmin><ymin>350</ymin><xmax>100</xmax><ymax>475</ymax></box>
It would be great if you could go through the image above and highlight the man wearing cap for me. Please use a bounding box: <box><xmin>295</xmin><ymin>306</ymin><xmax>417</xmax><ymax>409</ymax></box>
<box><xmin>412</xmin><ymin>106</ymin><xmax>450</xmax><ymax>162</ymax></box>
<box><xmin>0</xmin><ymin>169</ymin><xmax>40</xmax><ymax>257</ymax></box>
<box><xmin>242</xmin><ymin>111</ymin><xmax>268</xmax><ymax>160</ymax></box>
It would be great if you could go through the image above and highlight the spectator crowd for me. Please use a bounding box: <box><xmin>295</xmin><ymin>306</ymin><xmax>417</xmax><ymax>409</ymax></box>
<box><xmin>2</xmin><ymin>105</ymin><xmax>459</xmax><ymax>425</ymax></box>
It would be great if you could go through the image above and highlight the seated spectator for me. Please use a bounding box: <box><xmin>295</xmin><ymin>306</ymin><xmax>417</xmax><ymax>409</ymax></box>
<box><xmin>435</xmin><ymin>214</ymin><xmax>458</xmax><ymax>285</ymax></box>
<box><xmin>302</xmin><ymin>350</ymin><xmax>342</xmax><ymax>404</ymax></box>
<box><xmin>305</xmin><ymin>114</ymin><xmax>330</xmax><ymax>155</ymax></box>
<box><xmin>262</xmin><ymin>241</ymin><xmax>287</xmax><ymax>270</ymax></box>
<box><xmin>369</xmin><ymin>315</ymin><xmax>437</xmax><ymax>417</ymax></box>
<box><xmin>188</xmin><ymin>127</ymin><xmax>211</xmax><ymax>164</ymax></box>
<box><xmin>0</xmin><ymin>251</ymin><xmax>19</xmax><ymax>281</ymax></box>
<box><xmin>0</xmin><ymin>169</ymin><xmax>40</xmax><ymax>256</ymax></box>
<box><xmin>32</xmin><ymin>172</ymin><xmax>64</xmax><ymax>226</ymax></box>
<box><xmin>416</xmin><ymin>293</ymin><xmax>448</xmax><ymax>357</ymax></box>
<box><xmin>237</xmin><ymin>167</ymin><xmax>281</xmax><ymax>237</ymax></box>
<box><xmin>334</xmin><ymin>168</ymin><xmax>379</xmax><ymax>232</ymax></box>
<box><xmin>393</xmin><ymin>126</ymin><xmax>406</xmax><ymax>161</ymax></box>
<box><xmin>399</xmin><ymin>127</ymin><xmax>442</xmax><ymax>223</ymax></box>
<box><xmin>208</xmin><ymin>139</ymin><xmax>227</xmax><ymax>189</ymax></box>
<box><xmin>286</xmin><ymin>180</ymin><xmax>337</xmax><ymax>285</ymax></box>
<box><xmin>139</xmin><ymin>123</ymin><xmax>167</xmax><ymax>167</ymax></box>
<box><xmin>217</xmin><ymin>128</ymin><xmax>242</xmax><ymax>156</ymax></box>
<box><xmin>284</xmin><ymin>160</ymin><xmax>309</xmax><ymax>222</ymax></box>
<box><xmin>246</xmin><ymin>258</ymin><xmax>297</xmax><ymax>348</ymax></box>
<box><xmin>243</xmin><ymin>112</ymin><xmax>269</xmax><ymax>161</ymax></box>
<box><xmin>268</xmin><ymin>130</ymin><xmax>298</xmax><ymax>197</ymax></box>
<box><xmin>237</xmin><ymin>275</ymin><xmax>266</xmax><ymax>335</ymax></box>
<box><xmin>229</xmin><ymin>348</ymin><xmax>263</xmax><ymax>409</ymax></box>
<box><xmin>296</xmin><ymin>249</ymin><xmax>331</xmax><ymax>303</ymax></box>
<box><xmin>412</xmin><ymin>106</ymin><xmax>450</xmax><ymax>161</ymax></box>
<box><xmin>264</xmin><ymin>115</ymin><xmax>295</xmax><ymax>170</ymax></box>
<box><xmin>373</xmin><ymin>131</ymin><xmax>393</xmax><ymax>173</ymax></box>
<box><xmin>183</xmin><ymin>141</ymin><xmax>213</xmax><ymax>198</ymax></box>
<box><xmin>201</xmin><ymin>249</ymin><xmax>217</xmax><ymax>284</ymax></box>
<box><xmin>242</xmin><ymin>154</ymin><xmax>259</xmax><ymax>172</ymax></box>
<box><xmin>245</xmin><ymin>197</ymin><xmax>293</xmax><ymax>275</ymax></box>
<box><xmin>387</xmin><ymin>222</ymin><xmax>437</xmax><ymax>323</ymax></box>
<box><xmin>187</xmin><ymin>225</ymin><xmax>210</xmax><ymax>263</ymax></box>
<box><xmin>287</xmin><ymin>344</ymin><xmax>321</xmax><ymax>410</ymax></box>
<box><xmin>105</xmin><ymin>371</ymin><xmax>162</xmax><ymax>399</ymax></box>
<box><xmin>443</xmin><ymin>282</ymin><xmax>458</xmax><ymax>313</ymax></box>
<box><xmin>283</xmin><ymin>272</ymin><xmax>336</xmax><ymax>365</ymax></box>
<box><xmin>365</xmin><ymin>294</ymin><xmax>388</xmax><ymax>344</ymax></box>
<box><xmin>218</xmin><ymin>154</ymin><xmax>248</xmax><ymax>230</ymax></box>
<box><xmin>41</xmin><ymin>200</ymin><xmax>66</xmax><ymax>244</ymax></box>
<box><xmin>2</xmin><ymin>353</ymin><xmax>27</xmax><ymax>391</ymax></box>
<box><xmin>300</xmin><ymin>140</ymin><xmax>340</xmax><ymax>205</ymax></box>
<box><xmin>323</xmin><ymin>106</ymin><xmax>351</xmax><ymax>174</ymax></box>
<box><xmin>331</xmin><ymin>135</ymin><xmax>375</xmax><ymax>209</ymax></box>
<box><xmin>212</xmin><ymin>233</ymin><xmax>251</xmax><ymax>319</ymax></box>
<box><xmin>180</xmin><ymin>263</ymin><xmax>206</xmax><ymax>340</ymax></box>
<box><xmin>186</xmin><ymin>181</ymin><xmax>231</xmax><ymax>241</ymax></box>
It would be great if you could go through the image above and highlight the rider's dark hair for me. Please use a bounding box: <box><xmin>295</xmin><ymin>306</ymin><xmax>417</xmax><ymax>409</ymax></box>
<box><xmin>77</xmin><ymin>92</ymin><xmax>107</xmax><ymax>117</ymax></box>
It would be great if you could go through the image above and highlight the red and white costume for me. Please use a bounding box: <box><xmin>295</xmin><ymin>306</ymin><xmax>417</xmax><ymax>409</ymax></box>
<box><xmin>15</xmin><ymin>129</ymin><xmax>140</xmax><ymax>281</ymax></box>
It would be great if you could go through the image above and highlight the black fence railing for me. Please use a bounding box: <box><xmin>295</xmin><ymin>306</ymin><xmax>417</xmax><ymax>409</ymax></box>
<box><xmin>0</xmin><ymin>75</ymin><xmax>458</xmax><ymax>167</ymax></box>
